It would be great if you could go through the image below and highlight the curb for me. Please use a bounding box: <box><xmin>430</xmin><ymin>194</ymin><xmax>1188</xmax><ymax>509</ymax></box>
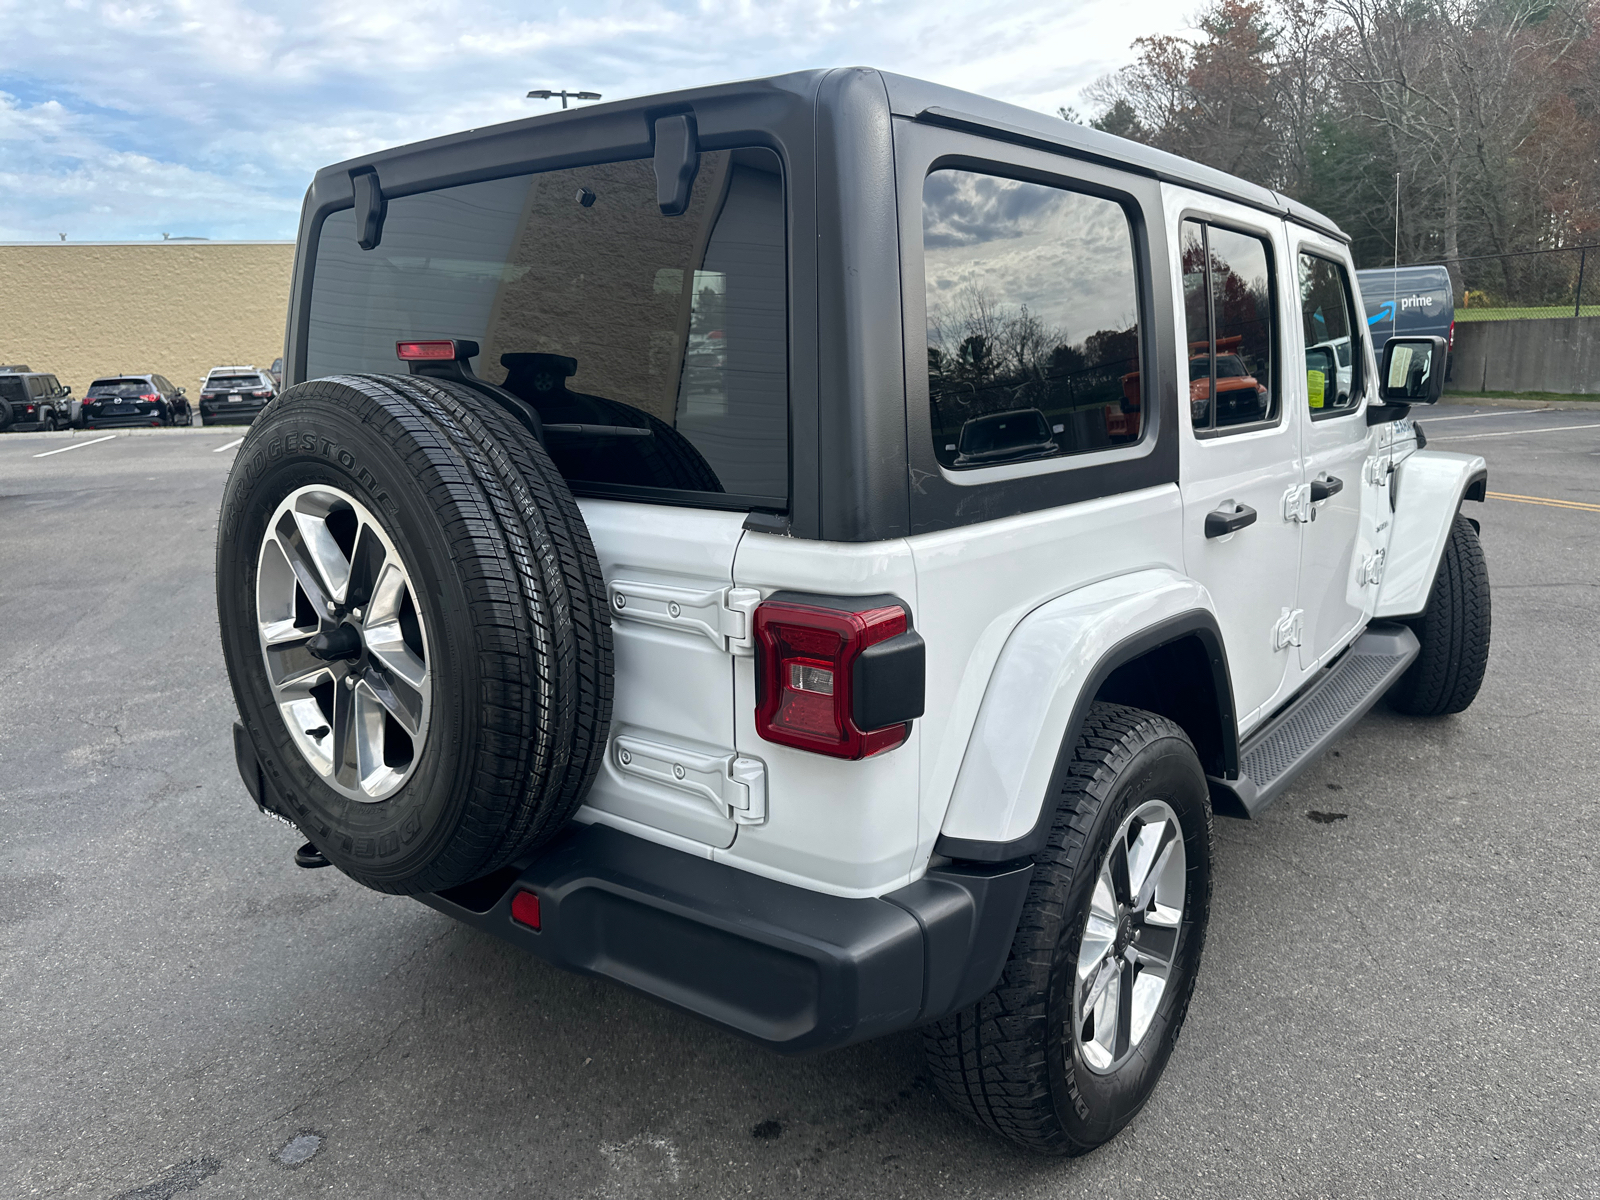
<box><xmin>1440</xmin><ymin>395</ymin><xmax>1600</xmax><ymax>411</ymax></box>
<box><xmin>3</xmin><ymin>425</ymin><xmax>247</xmax><ymax>441</ymax></box>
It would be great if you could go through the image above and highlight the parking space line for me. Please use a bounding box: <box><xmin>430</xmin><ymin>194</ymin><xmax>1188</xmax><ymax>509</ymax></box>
<box><xmin>213</xmin><ymin>437</ymin><xmax>245</xmax><ymax>453</ymax></box>
<box><xmin>33</xmin><ymin>435</ymin><xmax>117</xmax><ymax>458</ymax></box>
<box><xmin>1423</xmin><ymin>409</ymin><xmax>1538</xmax><ymax>423</ymax></box>
<box><xmin>1488</xmin><ymin>490</ymin><xmax>1600</xmax><ymax>513</ymax></box>
<box><xmin>1432</xmin><ymin>421</ymin><xmax>1600</xmax><ymax>442</ymax></box>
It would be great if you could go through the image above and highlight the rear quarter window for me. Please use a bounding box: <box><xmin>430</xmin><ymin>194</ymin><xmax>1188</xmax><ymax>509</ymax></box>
<box><xmin>306</xmin><ymin>149</ymin><xmax>789</xmax><ymax>508</ymax></box>
<box><xmin>923</xmin><ymin>169</ymin><xmax>1144</xmax><ymax>470</ymax></box>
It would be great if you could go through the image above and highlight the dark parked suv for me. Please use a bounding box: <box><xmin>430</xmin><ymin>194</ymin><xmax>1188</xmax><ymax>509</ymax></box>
<box><xmin>82</xmin><ymin>374</ymin><xmax>192</xmax><ymax>428</ymax></box>
<box><xmin>198</xmin><ymin>367</ymin><xmax>276</xmax><ymax>424</ymax></box>
<box><xmin>0</xmin><ymin>370</ymin><xmax>73</xmax><ymax>431</ymax></box>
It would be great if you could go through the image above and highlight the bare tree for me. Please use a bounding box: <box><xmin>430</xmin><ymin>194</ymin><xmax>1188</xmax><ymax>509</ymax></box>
<box><xmin>1335</xmin><ymin>0</ymin><xmax>1590</xmax><ymax>273</ymax></box>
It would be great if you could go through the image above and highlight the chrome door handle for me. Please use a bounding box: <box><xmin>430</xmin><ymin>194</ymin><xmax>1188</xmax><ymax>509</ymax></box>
<box><xmin>1205</xmin><ymin>503</ymin><xmax>1257</xmax><ymax>538</ymax></box>
<box><xmin>1310</xmin><ymin>475</ymin><xmax>1344</xmax><ymax>502</ymax></box>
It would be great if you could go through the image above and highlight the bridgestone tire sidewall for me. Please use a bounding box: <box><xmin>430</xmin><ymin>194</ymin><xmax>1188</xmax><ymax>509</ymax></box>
<box><xmin>218</xmin><ymin>394</ymin><xmax>482</xmax><ymax>888</ymax></box>
<box><xmin>1045</xmin><ymin>733</ymin><xmax>1213</xmax><ymax>1148</ymax></box>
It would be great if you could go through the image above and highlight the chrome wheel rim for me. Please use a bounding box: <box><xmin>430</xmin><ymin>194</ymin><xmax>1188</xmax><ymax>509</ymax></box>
<box><xmin>1073</xmin><ymin>799</ymin><xmax>1187</xmax><ymax>1074</ymax></box>
<box><xmin>255</xmin><ymin>485</ymin><xmax>431</xmax><ymax>802</ymax></box>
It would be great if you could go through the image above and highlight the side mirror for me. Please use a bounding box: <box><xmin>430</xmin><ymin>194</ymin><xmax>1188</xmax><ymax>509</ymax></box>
<box><xmin>1378</xmin><ymin>336</ymin><xmax>1447</xmax><ymax>405</ymax></box>
<box><xmin>176</xmin><ymin>386</ymin><xmax>186</xmax><ymax>396</ymax></box>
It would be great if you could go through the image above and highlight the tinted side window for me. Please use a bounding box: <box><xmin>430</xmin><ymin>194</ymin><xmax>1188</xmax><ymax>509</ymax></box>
<box><xmin>1298</xmin><ymin>253</ymin><xmax>1361</xmax><ymax>417</ymax></box>
<box><xmin>923</xmin><ymin>170</ymin><xmax>1143</xmax><ymax>471</ymax></box>
<box><xmin>1180</xmin><ymin>219</ymin><xmax>1278</xmax><ymax>432</ymax></box>
<box><xmin>308</xmin><ymin>149</ymin><xmax>788</xmax><ymax>506</ymax></box>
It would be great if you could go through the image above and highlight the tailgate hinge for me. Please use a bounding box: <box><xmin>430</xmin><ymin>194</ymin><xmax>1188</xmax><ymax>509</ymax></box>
<box><xmin>612</xmin><ymin>734</ymin><xmax>768</xmax><ymax>824</ymax></box>
<box><xmin>608</xmin><ymin>581</ymin><xmax>762</xmax><ymax>654</ymax></box>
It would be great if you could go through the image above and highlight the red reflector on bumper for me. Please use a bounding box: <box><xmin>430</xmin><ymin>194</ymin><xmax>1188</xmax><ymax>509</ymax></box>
<box><xmin>510</xmin><ymin>890</ymin><xmax>541</xmax><ymax>930</ymax></box>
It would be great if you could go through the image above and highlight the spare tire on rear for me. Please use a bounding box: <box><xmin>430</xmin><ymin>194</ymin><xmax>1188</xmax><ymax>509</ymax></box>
<box><xmin>216</xmin><ymin>373</ymin><xmax>613</xmax><ymax>894</ymax></box>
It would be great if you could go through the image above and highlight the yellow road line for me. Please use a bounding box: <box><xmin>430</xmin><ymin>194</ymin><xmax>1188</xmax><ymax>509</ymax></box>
<box><xmin>1488</xmin><ymin>491</ymin><xmax>1600</xmax><ymax>512</ymax></box>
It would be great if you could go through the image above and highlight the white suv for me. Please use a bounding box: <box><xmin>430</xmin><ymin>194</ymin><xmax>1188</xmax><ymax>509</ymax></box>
<box><xmin>217</xmin><ymin>69</ymin><xmax>1489</xmax><ymax>1156</ymax></box>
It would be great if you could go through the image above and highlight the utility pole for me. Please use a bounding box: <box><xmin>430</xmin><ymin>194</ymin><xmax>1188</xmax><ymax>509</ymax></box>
<box><xmin>527</xmin><ymin>88</ymin><xmax>602</xmax><ymax>110</ymax></box>
<box><xmin>1393</xmin><ymin>172</ymin><xmax>1401</xmax><ymax>343</ymax></box>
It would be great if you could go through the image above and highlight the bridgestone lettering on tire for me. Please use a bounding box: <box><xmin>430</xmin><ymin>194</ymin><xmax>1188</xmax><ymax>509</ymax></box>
<box><xmin>1388</xmin><ymin>511</ymin><xmax>1490</xmax><ymax>717</ymax></box>
<box><xmin>216</xmin><ymin>373</ymin><xmax>613</xmax><ymax>894</ymax></box>
<box><xmin>922</xmin><ymin>703</ymin><xmax>1214</xmax><ymax>1156</ymax></box>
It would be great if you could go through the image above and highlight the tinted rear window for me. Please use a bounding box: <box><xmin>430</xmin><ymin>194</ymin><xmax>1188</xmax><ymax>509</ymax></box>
<box><xmin>208</xmin><ymin>376</ymin><xmax>264</xmax><ymax>389</ymax></box>
<box><xmin>0</xmin><ymin>377</ymin><xmax>25</xmax><ymax>402</ymax></box>
<box><xmin>89</xmin><ymin>379</ymin><xmax>153</xmax><ymax>396</ymax></box>
<box><xmin>307</xmin><ymin>149</ymin><xmax>789</xmax><ymax>507</ymax></box>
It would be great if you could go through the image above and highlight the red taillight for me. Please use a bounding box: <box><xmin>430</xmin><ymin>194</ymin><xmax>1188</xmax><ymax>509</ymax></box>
<box><xmin>396</xmin><ymin>340</ymin><xmax>459</xmax><ymax>361</ymax></box>
<box><xmin>754</xmin><ymin>601</ymin><xmax>910</xmax><ymax>759</ymax></box>
<box><xmin>1448</xmin><ymin>320</ymin><xmax>1455</xmax><ymax>351</ymax></box>
<box><xmin>252</xmin><ymin>390</ymin><xmax>272</xmax><ymax>398</ymax></box>
<box><xmin>510</xmin><ymin>890</ymin><xmax>541</xmax><ymax>930</ymax></box>
<box><xmin>139</xmin><ymin>393</ymin><xmax>158</xmax><ymax>402</ymax></box>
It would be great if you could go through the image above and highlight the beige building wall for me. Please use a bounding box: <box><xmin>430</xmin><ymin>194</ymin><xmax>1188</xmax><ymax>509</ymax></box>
<box><xmin>0</xmin><ymin>242</ymin><xmax>296</xmax><ymax>394</ymax></box>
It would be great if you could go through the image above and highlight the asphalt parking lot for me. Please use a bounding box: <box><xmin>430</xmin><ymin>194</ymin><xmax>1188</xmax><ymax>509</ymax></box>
<box><xmin>2</xmin><ymin>407</ymin><xmax>1597</xmax><ymax>1199</ymax></box>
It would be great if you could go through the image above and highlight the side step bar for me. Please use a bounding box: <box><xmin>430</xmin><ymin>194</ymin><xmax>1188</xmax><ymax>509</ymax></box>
<box><xmin>1208</xmin><ymin>622</ymin><xmax>1419</xmax><ymax>818</ymax></box>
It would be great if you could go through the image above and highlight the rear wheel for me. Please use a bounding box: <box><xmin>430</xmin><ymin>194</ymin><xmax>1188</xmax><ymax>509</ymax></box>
<box><xmin>217</xmin><ymin>373</ymin><xmax>613</xmax><ymax>894</ymax></box>
<box><xmin>923</xmin><ymin>704</ymin><xmax>1213</xmax><ymax>1155</ymax></box>
<box><xmin>1387</xmin><ymin>511</ymin><xmax>1490</xmax><ymax>716</ymax></box>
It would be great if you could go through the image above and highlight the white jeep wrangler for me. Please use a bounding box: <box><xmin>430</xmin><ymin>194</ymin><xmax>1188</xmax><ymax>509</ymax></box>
<box><xmin>218</xmin><ymin>68</ymin><xmax>1490</xmax><ymax>1155</ymax></box>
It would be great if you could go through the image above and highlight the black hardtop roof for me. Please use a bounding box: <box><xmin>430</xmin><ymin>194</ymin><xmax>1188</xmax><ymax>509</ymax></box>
<box><xmin>313</xmin><ymin>67</ymin><xmax>1345</xmax><ymax>242</ymax></box>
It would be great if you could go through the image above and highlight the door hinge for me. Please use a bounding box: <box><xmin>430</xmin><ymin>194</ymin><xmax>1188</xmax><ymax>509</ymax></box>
<box><xmin>612</xmin><ymin>734</ymin><xmax>768</xmax><ymax>824</ymax></box>
<box><xmin>1358</xmin><ymin>547</ymin><xmax>1387</xmax><ymax>587</ymax></box>
<box><xmin>1282</xmin><ymin>483</ymin><xmax>1313</xmax><ymax>524</ymax></box>
<box><xmin>608</xmin><ymin>581</ymin><xmax>762</xmax><ymax>654</ymax></box>
<box><xmin>1363</xmin><ymin>456</ymin><xmax>1391</xmax><ymax>487</ymax></box>
<box><xmin>1272</xmin><ymin>607</ymin><xmax>1304</xmax><ymax>651</ymax></box>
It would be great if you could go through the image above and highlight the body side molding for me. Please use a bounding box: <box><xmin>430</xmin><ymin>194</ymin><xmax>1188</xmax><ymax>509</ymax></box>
<box><xmin>933</xmin><ymin>570</ymin><xmax>1235</xmax><ymax>863</ymax></box>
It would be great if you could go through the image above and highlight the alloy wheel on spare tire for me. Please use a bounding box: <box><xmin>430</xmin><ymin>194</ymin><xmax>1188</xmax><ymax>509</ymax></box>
<box><xmin>216</xmin><ymin>372</ymin><xmax>613</xmax><ymax>895</ymax></box>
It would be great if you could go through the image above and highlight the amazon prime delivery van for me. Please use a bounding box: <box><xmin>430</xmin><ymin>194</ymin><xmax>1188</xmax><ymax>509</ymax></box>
<box><xmin>1357</xmin><ymin>265</ymin><xmax>1454</xmax><ymax>355</ymax></box>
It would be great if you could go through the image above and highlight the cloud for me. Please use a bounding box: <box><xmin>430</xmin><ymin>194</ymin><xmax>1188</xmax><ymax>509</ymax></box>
<box><xmin>0</xmin><ymin>0</ymin><xmax>1191</xmax><ymax>240</ymax></box>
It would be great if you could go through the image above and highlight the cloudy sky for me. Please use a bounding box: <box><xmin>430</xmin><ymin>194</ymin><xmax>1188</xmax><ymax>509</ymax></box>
<box><xmin>0</xmin><ymin>0</ymin><xmax>1194</xmax><ymax>242</ymax></box>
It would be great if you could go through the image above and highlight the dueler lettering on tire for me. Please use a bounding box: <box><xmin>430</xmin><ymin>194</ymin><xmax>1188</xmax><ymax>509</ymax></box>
<box><xmin>923</xmin><ymin>703</ymin><xmax>1214</xmax><ymax>1155</ymax></box>
<box><xmin>216</xmin><ymin>374</ymin><xmax>613</xmax><ymax>895</ymax></box>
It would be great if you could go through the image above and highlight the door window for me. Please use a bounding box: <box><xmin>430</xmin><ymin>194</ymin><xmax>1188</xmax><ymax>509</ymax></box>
<box><xmin>922</xmin><ymin>169</ymin><xmax>1144</xmax><ymax>470</ymax></box>
<box><xmin>1181</xmin><ymin>220</ymin><xmax>1278</xmax><ymax>433</ymax></box>
<box><xmin>1298</xmin><ymin>253</ymin><xmax>1362</xmax><ymax>417</ymax></box>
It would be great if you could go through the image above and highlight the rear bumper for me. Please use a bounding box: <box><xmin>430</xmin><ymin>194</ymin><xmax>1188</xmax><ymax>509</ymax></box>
<box><xmin>85</xmin><ymin>414</ymin><xmax>165</xmax><ymax>428</ymax></box>
<box><xmin>417</xmin><ymin>823</ymin><xmax>1033</xmax><ymax>1055</ymax></box>
<box><xmin>200</xmin><ymin>402</ymin><xmax>266</xmax><ymax>421</ymax></box>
